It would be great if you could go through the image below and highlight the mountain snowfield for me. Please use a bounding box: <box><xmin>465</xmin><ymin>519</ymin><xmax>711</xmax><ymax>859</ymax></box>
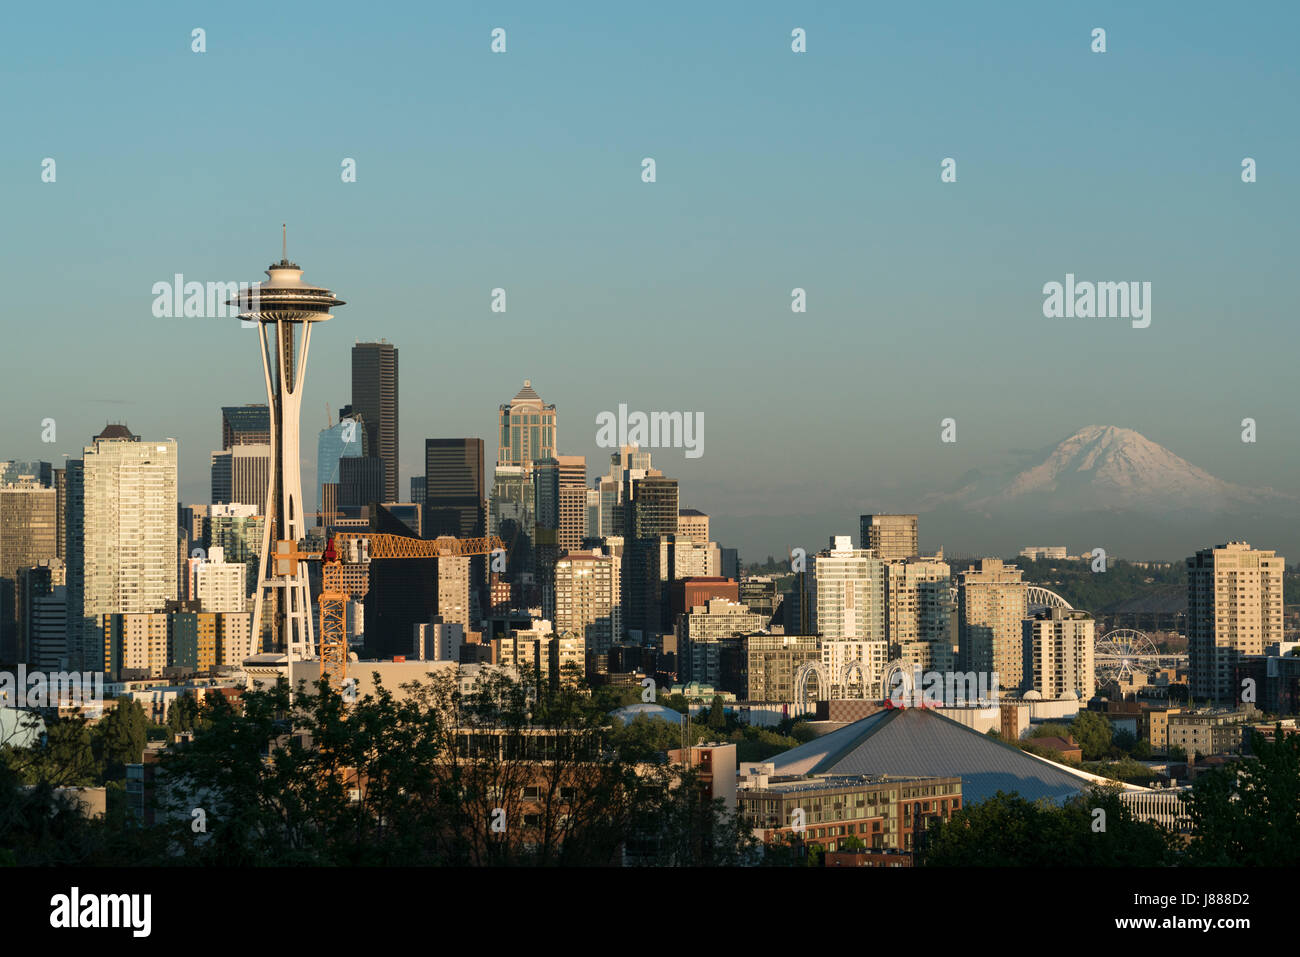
<box><xmin>909</xmin><ymin>425</ymin><xmax>1298</xmax><ymax>560</ymax></box>
<box><xmin>984</xmin><ymin>425</ymin><xmax>1276</xmax><ymax>513</ymax></box>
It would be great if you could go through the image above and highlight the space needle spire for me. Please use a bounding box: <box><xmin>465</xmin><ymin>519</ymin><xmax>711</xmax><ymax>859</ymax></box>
<box><xmin>229</xmin><ymin>234</ymin><xmax>345</xmax><ymax>661</ymax></box>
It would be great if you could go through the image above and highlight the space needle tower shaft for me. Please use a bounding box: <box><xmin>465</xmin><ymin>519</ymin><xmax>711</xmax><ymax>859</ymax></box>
<box><xmin>229</xmin><ymin>230</ymin><xmax>345</xmax><ymax>660</ymax></box>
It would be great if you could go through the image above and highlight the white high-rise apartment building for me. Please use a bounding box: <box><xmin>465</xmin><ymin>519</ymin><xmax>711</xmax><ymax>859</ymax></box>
<box><xmin>1026</xmin><ymin>607</ymin><xmax>1095</xmax><ymax>699</ymax></box>
<box><xmin>194</xmin><ymin>547</ymin><xmax>248</xmax><ymax>613</ymax></box>
<box><xmin>66</xmin><ymin>426</ymin><xmax>178</xmax><ymax>672</ymax></box>
<box><xmin>1187</xmin><ymin>541</ymin><xmax>1285</xmax><ymax>701</ymax></box>
<box><xmin>810</xmin><ymin>536</ymin><xmax>885</xmax><ymax>642</ymax></box>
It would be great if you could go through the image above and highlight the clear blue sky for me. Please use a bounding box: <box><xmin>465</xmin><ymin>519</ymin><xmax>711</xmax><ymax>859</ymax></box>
<box><xmin>2</xmin><ymin>1</ymin><xmax>1296</xmax><ymax>560</ymax></box>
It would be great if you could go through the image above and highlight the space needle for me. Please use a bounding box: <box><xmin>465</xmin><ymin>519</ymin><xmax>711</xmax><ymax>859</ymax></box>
<box><xmin>229</xmin><ymin>229</ymin><xmax>345</xmax><ymax>661</ymax></box>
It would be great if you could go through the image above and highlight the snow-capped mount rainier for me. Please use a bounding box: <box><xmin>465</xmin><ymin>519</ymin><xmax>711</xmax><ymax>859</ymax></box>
<box><xmin>983</xmin><ymin>425</ymin><xmax>1275</xmax><ymax>513</ymax></box>
<box><xmin>918</xmin><ymin>427</ymin><xmax>1297</xmax><ymax>560</ymax></box>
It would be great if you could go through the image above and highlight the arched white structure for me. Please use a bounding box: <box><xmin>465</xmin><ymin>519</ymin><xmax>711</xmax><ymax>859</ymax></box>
<box><xmin>794</xmin><ymin>661</ymin><xmax>828</xmax><ymax>716</ymax></box>
<box><xmin>1027</xmin><ymin>586</ymin><xmax>1073</xmax><ymax>609</ymax></box>
<box><xmin>840</xmin><ymin>659</ymin><xmax>868</xmax><ymax>697</ymax></box>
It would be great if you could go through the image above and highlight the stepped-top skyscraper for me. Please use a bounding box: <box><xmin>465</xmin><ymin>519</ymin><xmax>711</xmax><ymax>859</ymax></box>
<box><xmin>352</xmin><ymin>341</ymin><xmax>399</xmax><ymax>502</ymax></box>
<box><xmin>498</xmin><ymin>380</ymin><xmax>556</xmax><ymax>472</ymax></box>
<box><xmin>228</xmin><ymin>237</ymin><xmax>344</xmax><ymax>660</ymax></box>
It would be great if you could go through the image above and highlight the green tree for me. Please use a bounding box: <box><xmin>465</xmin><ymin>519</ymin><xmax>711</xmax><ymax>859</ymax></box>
<box><xmin>166</xmin><ymin>692</ymin><xmax>202</xmax><ymax>735</ymax></box>
<box><xmin>1030</xmin><ymin>723</ymin><xmax>1072</xmax><ymax>740</ymax></box>
<box><xmin>707</xmin><ymin>696</ymin><xmax>726</xmax><ymax>730</ymax></box>
<box><xmin>94</xmin><ymin>698</ymin><xmax>148</xmax><ymax>778</ymax></box>
<box><xmin>1182</xmin><ymin>726</ymin><xmax>1300</xmax><ymax>866</ymax></box>
<box><xmin>920</xmin><ymin>786</ymin><xmax>1178</xmax><ymax>866</ymax></box>
<box><xmin>1111</xmin><ymin>728</ymin><xmax>1137</xmax><ymax>757</ymax></box>
<box><xmin>789</xmin><ymin>721</ymin><xmax>817</xmax><ymax>744</ymax></box>
<box><xmin>1069</xmin><ymin>711</ymin><xmax>1113</xmax><ymax>761</ymax></box>
<box><xmin>9</xmin><ymin>716</ymin><xmax>101</xmax><ymax>787</ymax></box>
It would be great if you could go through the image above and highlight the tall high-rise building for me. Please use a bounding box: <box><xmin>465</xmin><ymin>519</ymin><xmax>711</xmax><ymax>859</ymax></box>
<box><xmin>53</xmin><ymin>467</ymin><xmax>66</xmax><ymax>560</ymax></box>
<box><xmin>593</xmin><ymin>446</ymin><xmax>652</xmax><ymax>537</ymax></box>
<box><xmin>489</xmin><ymin>465</ymin><xmax>535</xmax><ymax>591</ymax></box>
<box><xmin>17</xmin><ymin>560</ymin><xmax>64</xmax><ymax>666</ymax></box>
<box><xmin>957</xmin><ymin>558</ymin><xmax>1028</xmax><ymax>690</ymax></box>
<box><xmin>1026</xmin><ymin>607</ymin><xmax>1095</xmax><ymax>699</ymax></box>
<box><xmin>0</xmin><ymin>480</ymin><xmax>59</xmax><ymax>659</ymax></box>
<box><xmin>677</xmin><ymin>598</ymin><xmax>763</xmax><ymax>684</ymax></box>
<box><xmin>1187</xmin><ymin>541</ymin><xmax>1285</xmax><ymax>701</ymax></box>
<box><xmin>433</xmin><ymin>550</ymin><xmax>473</xmax><ymax>633</ymax></box>
<box><xmin>410</xmin><ymin>477</ymin><xmax>426</xmax><ymax>505</ymax></box>
<box><xmin>364</xmin><ymin>504</ymin><xmax>434</xmax><ymax>660</ymax></box>
<box><xmin>210</xmin><ymin>444</ymin><xmax>271</xmax><ymax>513</ymax></box>
<box><xmin>207</xmin><ymin>503</ymin><xmax>263</xmax><ymax>562</ymax></box>
<box><xmin>352</xmin><ymin>342</ymin><xmax>399</xmax><ymax>502</ymax></box>
<box><xmin>534</xmin><ymin>456</ymin><xmax>587</xmax><ymax>553</ymax></box>
<box><xmin>65</xmin><ymin>425</ymin><xmax>179</xmax><ymax>671</ymax></box>
<box><xmin>623</xmin><ymin>471</ymin><xmax>678</xmax><ymax>639</ymax></box>
<box><xmin>739</xmin><ymin>577</ymin><xmax>780</xmax><ymax>625</ymax></box>
<box><xmin>193</xmin><ymin>547</ymin><xmax>248</xmax><ymax>613</ymax></box>
<box><xmin>859</xmin><ymin>514</ymin><xmax>919</xmax><ymax>562</ymax></box>
<box><xmin>316</xmin><ymin>414</ymin><xmax>367</xmax><ymax>523</ymax></box>
<box><xmin>221</xmin><ymin>405</ymin><xmax>271</xmax><ymax>449</ymax></box>
<box><xmin>497</xmin><ymin>380</ymin><xmax>556</xmax><ymax>471</ymax></box>
<box><xmin>534</xmin><ymin>456</ymin><xmax>586</xmax><ymax>619</ymax></box>
<box><xmin>744</xmin><ymin>634</ymin><xmax>822</xmax><ymax>702</ymax></box>
<box><xmin>662</xmin><ymin>536</ymin><xmax>721</xmax><ymax>580</ymax></box>
<box><xmin>810</xmin><ymin>536</ymin><xmax>885</xmax><ymax>642</ymax></box>
<box><xmin>884</xmin><ymin>556</ymin><xmax>953</xmax><ymax>671</ymax></box>
<box><xmin>553</xmin><ymin>551</ymin><xmax>617</xmax><ymax>666</ymax></box>
<box><xmin>625</xmin><ymin>472</ymin><xmax>678</xmax><ymax>540</ymax></box>
<box><xmin>339</xmin><ymin>456</ymin><xmax>385</xmax><ymax>509</ymax></box>
<box><xmin>28</xmin><ymin>582</ymin><xmax>67</xmax><ymax>670</ymax></box>
<box><xmin>0</xmin><ymin>461</ymin><xmax>54</xmax><ymax>487</ymax></box>
<box><xmin>677</xmin><ymin>508</ymin><xmax>709</xmax><ymax>542</ymax></box>
<box><xmin>424</xmin><ymin>439</ymin><xmax>485</xmax><ymax>539</ymax></box>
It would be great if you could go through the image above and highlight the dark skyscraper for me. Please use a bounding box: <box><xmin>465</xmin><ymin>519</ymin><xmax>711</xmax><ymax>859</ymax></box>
<box><xmin>352</xmin><ymin>341</ymin><xmax>399</xmax><ymax>502</ymax></box>
<box><xmin>364</xmin><ymin>504</ymin><xmax>435</xmax><ymax>660</ymax></box>
<box><xmin>339</xmin><ymin>456</ymin><xmax>386</xmax><ymax>510</ymax></box>
<box><xmin>622</xmin><ymin>471</ymin><xmax>679</xmax><ymax>640</ymax></box>
<box><xmin>424</xmin><ymin>439</ymin><xmax>485</xmax><ymax>539</ymax></box>
<box><xmin>221</xmin><ymin>405</ymin><xmax>271</xmax><ymax>449</ymax></box>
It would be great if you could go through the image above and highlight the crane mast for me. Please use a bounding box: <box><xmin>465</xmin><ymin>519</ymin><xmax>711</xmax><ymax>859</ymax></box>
<box><xmin>271</xmin><ymin>532</ymin><xmax>505</xmax><ymax>689</ymax></box>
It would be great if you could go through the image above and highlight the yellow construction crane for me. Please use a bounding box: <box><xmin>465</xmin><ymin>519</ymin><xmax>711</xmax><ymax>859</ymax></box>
<box><xmin>272</xmin><ymin>532</ymin><xmax>505</xmax><ymax>689</ymax></box>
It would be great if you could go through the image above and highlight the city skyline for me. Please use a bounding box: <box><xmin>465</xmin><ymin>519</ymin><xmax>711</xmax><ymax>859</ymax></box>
<box><xmin>4</xmin><ymin>3</ymin><xmax>1298</xmax><ymax>563</ymax></box>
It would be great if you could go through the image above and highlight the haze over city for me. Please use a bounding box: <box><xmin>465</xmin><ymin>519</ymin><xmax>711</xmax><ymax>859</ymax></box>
<box><xmin>3</xmin><ymin>2</ymin><xmax>1298</xmax><ymax>562</ymax></box>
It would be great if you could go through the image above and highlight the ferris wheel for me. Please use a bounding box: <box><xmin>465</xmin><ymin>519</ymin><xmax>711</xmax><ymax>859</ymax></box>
<box><xmin>1095</xmin><ymin>629</ymin><xmax>1161</xmax><ymax>683</ymax></box>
